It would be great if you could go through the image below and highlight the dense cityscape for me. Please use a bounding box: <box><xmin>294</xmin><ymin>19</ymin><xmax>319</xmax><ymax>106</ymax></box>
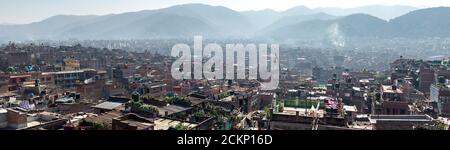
<box><xmin>0</xmin><ymin>2</ymin><xmax>450</xmax><ymax>132</ymax></box>
<box><xmin>0</xmin><ymin>39</ymin><xmax>449</xmax><ymax>130</ymax></box>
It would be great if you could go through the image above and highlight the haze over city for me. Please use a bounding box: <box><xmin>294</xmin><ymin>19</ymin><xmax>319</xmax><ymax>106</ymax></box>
<box><xmin>0</xmin><ymin>0</ymin><xmax>450</xmax><ymax>135</ymax></box>
<box><xmin>1</xmin><ymin>0</ymin><xmax>450</xmax><ymax>24</ymax></box>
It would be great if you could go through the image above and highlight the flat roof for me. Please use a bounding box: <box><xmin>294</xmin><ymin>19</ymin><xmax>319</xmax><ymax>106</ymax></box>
<box><xmin>359</xmin><ymin>79</ymin><xmax>371</xmax><ymax>83</ymax></box>
<box><xmin>288</xmin><ymin>89</ymin><xmax>298</xmax><ymax>92</ymax></box>
<box><xmin>381</xmin><ymin>85</ymin><xmax>403</xmax><ymax>94</ymax></box>
<box><xmin>0</xmin><ymin>92</ymin><xmax>16</xmax><ymax>97</ymax></box>
<box><xmin>369</xmin><ymin>115</ymin><xmax>433</xmax><ymax>123</ymax></box>
<box><xmin>9</xmin><ymin>75</ymin><xmax>31</xmax><ymax>78</ymax></box>
<box><xmin>42</xmin><ymin>69</ymin><xmax>96</xmax><ymax>75</ymax></box>
<box><xmin>187</xmin><ymin>97</ymin><xmax>206</xmax><ymax>106</ymax></box>
<box><xmin>352</xmin><ymin>87</ymin><xmax>361</xmax><ymax>92</ymax></box>
<box><xmin>220</xmin><ymin>96</ymin><xmax>234</xmax><ymax>102</ymax></box>
<box><xmin>92</xmin><ymin>102</ymin><xmax>123</xmax><ymax>110</ymax></box>
<box><xmin>27</xmin><ymin>121</ymin><xmax>42</xmax><ymax>128</ymax></box>
<box><xmin>85</xmin><ymin>112</ymin><xmax>121</xmax><ymax>125</ymax></box>
<box><xmin>278</xmin><ymin>107</ymin><xmax>325</xmax><ymax>117</ymax></box>
<box><xmin>157</xmin><ymin>105</ymin><xmax>190</xmax><ymax>116</ymax></box>
<box><xmin>120</xmin><ymin>120</ymin><xmax>154</xmax><ymax>130</ymax></box>
<box><xmin>153</xmin><ymin>118</ymin><xmax>197</xmax><ymax>130</ymax></box>
<box><xmin>55</xmin><ymin>97</ymin><xmax>75</xmax><ymax>103</ymax></box>
<box><xmin>150</xmin><ymin>84</ymin><xmax>167</xmax><ymax>88</ymax></box>
<box><xmin>344</xmin><ymin>105</ymin><xmax>357</xmax><ymax>112</ymax></box>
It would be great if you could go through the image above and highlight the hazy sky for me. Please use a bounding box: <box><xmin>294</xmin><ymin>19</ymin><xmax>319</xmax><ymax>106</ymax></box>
<box><xmin>1</xmin><ymin>0</ymin><xmax>449</xmax><ymax>24</ymax></box>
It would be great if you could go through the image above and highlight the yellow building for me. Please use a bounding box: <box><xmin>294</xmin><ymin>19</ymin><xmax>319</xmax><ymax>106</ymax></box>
<box><xmin>63</xmin><ymin>58</ymin><xmax>80</xmax><ymax>71</ymax></box>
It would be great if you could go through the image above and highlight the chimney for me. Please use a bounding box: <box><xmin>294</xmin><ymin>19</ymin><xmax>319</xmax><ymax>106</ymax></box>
<box><xmin>164</xmin><ymin>111</ymin><xmax>169</xmax><ymax>117</ymax></box>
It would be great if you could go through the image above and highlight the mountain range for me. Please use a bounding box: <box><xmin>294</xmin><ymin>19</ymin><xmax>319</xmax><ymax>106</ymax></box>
<box><xmin>266</xmin><ymin>7</ymin><xmax>450</xmax><ymax>40</ymax></box>
<box><xmin>1</xmin><ymin>4</ymin><xmax>450</xmax><ymax>41</ymax></box>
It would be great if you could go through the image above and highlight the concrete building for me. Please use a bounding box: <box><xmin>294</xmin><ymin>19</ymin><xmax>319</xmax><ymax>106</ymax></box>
<box><xmin>0</xmin><ymin>79</ymin><xmax>8</xmax><ymax>91</ymax></box>
<box><xmin>42</xmin><ymin>69</ymin><xmax>97</xmax><ymax>88</ymax></box>
<box><xmin>153</xmin><ymin>118</ymin><xmax>198</xmax><ymax>130</ymax></box>
<box><xmin>418</xmin><ymin>68</ymin><xmax>435</xmax><ymax>95</ymax></box>
<box><xmin>0</xmin><ymin>108</ymin><xmax>7</xmax><ymax>128</ymax></box>
<box><xmin>430</xmin><ymin>84</ymin><xmax>450</xmax><ymax>116</ymax></box>
<box><xmin>5</xmin><ymin>51</ymin><xmax>32</xmax><ymax>66</ymax></box>
<box><xmin>5</xmin><ymin>108</ymin><xmax>62</xmax><ymax>130</ymax></box>
<box><xmin>381</xmin><ymin>85</ymin><xmax>404</xmax><ymax>101</ymax></box>
<box><xmin>92</xmin><ymin>101</ymin><xmax>124</xmax><ymax>114</ymax></box>
<box><xmin>76</xmin><ymin>78</ymin><xmax>107</xmax><ymax>102</ymax></box>
<box><xmin>63</xmin><ymin>58</ymin><xmax>81</xmax><ymax>71</ymax></box>
<box><xmin>112</xmin><ymin>113</ymin><xmax>154</xmax><ymax>130</ymax></box>
<box><xmin>270</xmin><ymin>107</ymin><xmax>353</xmax><ymax>130</ymax></box>
<box><xmin>37</xmin><ymin>73</ymin><xmax>55</xmax><ymax>86</ymax></box>
<box><xmin>380</xmin><ymin>85</ymin><xmax>412</xmax><ymax>115</ymax></box>
<box><xmin>369</xmin><ymin>115</ymin><xmax>433</xmax><ymax>130</ymax></box>
<box><xmin>3</xmin><ymin>74</ymin><xmax>32</xmax><ymax>91</ymax></box>
<box><xmin>258</xmin><ymin>92</ymin><xmax>274</xmax><ymax>110</ymax></box>
<box><xmin>6</xmin><ymin>108</ymin><xmax>28</xmax><ymax>129</ymax></box>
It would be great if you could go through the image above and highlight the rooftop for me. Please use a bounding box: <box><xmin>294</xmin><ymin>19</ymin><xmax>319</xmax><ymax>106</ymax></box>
<box><xmin>220</xmin><ymin>96</ymin><xmax>234</xmax><ymax>102</ymax></box>
<box><xmin>42</xmin><ymin>69</ymin><xmax>96</xmax><ymax>75</ymax></box>
<box><xmin>369</xmin><ymin>115</ymin><xmax>433</xmax><ymax>124</ymax></box>
<box><xmin>277</xmin><ymin>107</ymin><xmax>325</xmax><ymax>118</ymax></box>
<box><xmin>120</xmin><ymin>119</ymin><xmax>153</xmax><ymax>130</ymax></box>
<box><xmin>186</xmin><ymin>96</ymin><xmax>206</xmax><ymax>106</ymax></box>
<box><xmin>381</xmin><ymin>85</ymin><xmax>403</xmax><ymax>94</ymax></box>
<box><xmin>55</xmin><ymin>97</ymin><xmax>75</xmax><ymax>104</ymax></box>
<box><xmin>153</xmin><ymin>118</ymin><xmax>197</xmax><ymax>130</ymax></box>
<box><xmin>92</xmin><ymin>102</ymin><xmax>124</xmax><ymax>110</ymax></box>
<box><xmin>85</xmin><ymin>111</ymin><xmax>121</xmax><ymax>126</ymax></box>
<box><xmin>344</xmin><ymin>105</ymin><xmax>357</xmax><ymax>112</ymax></box>
<box><xmin>157</xmin><ymin>105</ymin><xmax>190</xmax><ymax>116</ymax></box>
<box><xmin>352</xmin><ymin>87</ymin><xmax>361</xmax><ymax>92</ymax></box>
<box><xmin>9</xmin><ymin>75</ymin><xmax>31</xmax><ymax>79</ymax></box>
<box><xmin>114</xmin><ymin>114</ymin><xmax>154</xmax><ymax>130</ymax></box>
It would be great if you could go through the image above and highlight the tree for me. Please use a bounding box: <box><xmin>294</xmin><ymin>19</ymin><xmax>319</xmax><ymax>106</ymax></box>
<box><xmin>165</xmin><ymin>96</ymin><xmax>192</xmax><ymax>107</ymax></box>
<box><xmin>264</xmin><ymin>106</ymin><xmax>272</xmax><ymax>119</ymax></box>
<box><xmin>174</xmin><ymin>123</ymin><xmax>189</xmax><ymax>130</ymax></box>
<box><xmin>278</xmin><ymin>104</ymin><xmax>284</xmax><ymax>112</ymax></box>
<box><xmin>126</xmin><ymin>100</ymin><xmax>158</xmax><ymax>117</ymax></box>
<box><xmin>436</xmin><ymin>122</ymin><xmax>449</xmax><ymax>130</ymax></box>
<box><xmin>78</xmin><ymin>119</ymin><xmax>108</xmax><ymax>130</ymax></box>
<box><xmin>374</xmin><ymin>72</ymin><xmax>388</xmax><ymax>83</ymax></box>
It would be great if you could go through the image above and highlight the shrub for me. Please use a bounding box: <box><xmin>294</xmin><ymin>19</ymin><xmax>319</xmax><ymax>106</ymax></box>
<box><xmin>173</xmin><ymin>123</ymin><xmax>189</xmax><ymax>130</ymax></box>
<box><xmin>165</xmin><ymin>96</ymin><xmax>192</xmax><ymax>107</ymax></box>
<box><xmin>127</xmin><ymin>101</ymin><xmax>159</xmax><ymax>117</ymax></box>
<box><xmin>78</xmin><ymin>119</ymin><xmax>108</xmax><ymax>130</ymax></box>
